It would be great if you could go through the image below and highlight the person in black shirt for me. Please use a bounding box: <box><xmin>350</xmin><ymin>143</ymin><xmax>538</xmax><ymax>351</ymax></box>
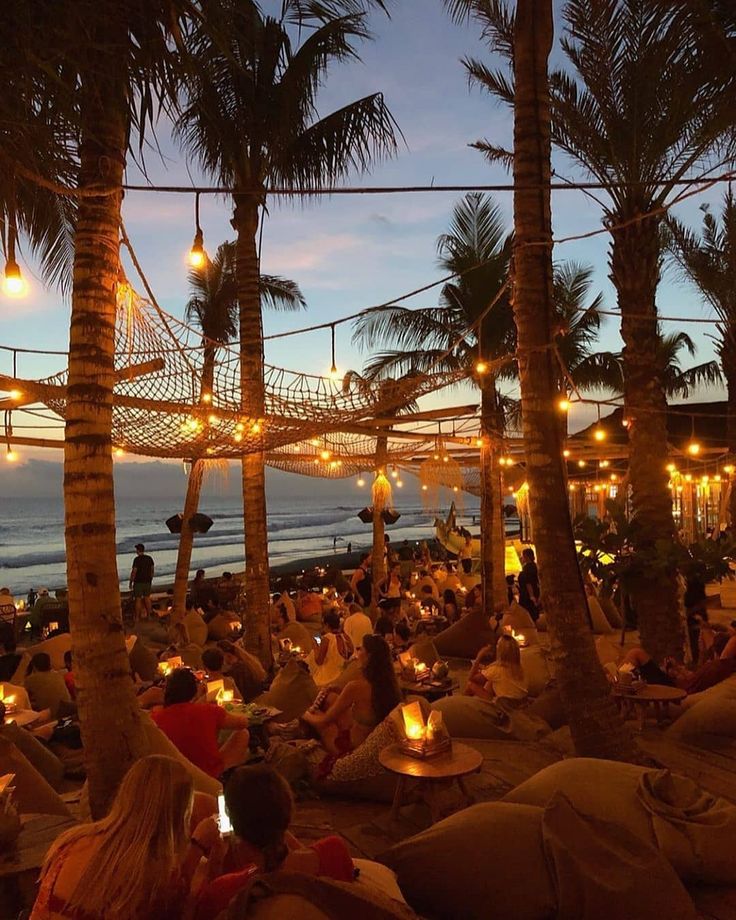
<box><xmin>130</xmin><ymin>543</ymin><xmax>155</xmax><ymax>621</ymax></box>
<box><xmin>0</xmin><ymin>625</ymin><xmax>21</xmax><ymax>682</ymax></box>
<box><xmin>518</xmin><ymin>547</ymin><xmax>540</xmax><ymax>622</ymax></box>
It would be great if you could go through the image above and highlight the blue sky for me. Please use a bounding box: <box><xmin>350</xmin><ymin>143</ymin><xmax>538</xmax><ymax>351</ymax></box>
<box><xmin>0</xmin><ymin>0</ymin><xmax>727</xmax><ymax>471</ymax></box>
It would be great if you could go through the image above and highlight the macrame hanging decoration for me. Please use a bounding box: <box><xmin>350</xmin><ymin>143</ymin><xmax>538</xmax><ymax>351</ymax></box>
<box><xmin>419</xmin><ymin>438</ymin><xmax>463</xmax><ymax>512</ymax></box>
<box><xmin>372</xmin><ymin>469</ymin><xmax>393</xmax><ymax>513</ymax></box>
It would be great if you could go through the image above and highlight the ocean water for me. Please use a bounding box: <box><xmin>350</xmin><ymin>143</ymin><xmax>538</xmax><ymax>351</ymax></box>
<box><xmin>0</xmin><ymin>493</ymin><xmax>482</xmax><ymax>595</ymax></box>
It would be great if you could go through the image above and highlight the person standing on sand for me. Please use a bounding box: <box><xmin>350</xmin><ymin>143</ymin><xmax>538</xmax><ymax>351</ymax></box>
<box><xmin>129</xmin><ymin>543</ymin><xmax>154</xmax><ymax>621</ymax></box>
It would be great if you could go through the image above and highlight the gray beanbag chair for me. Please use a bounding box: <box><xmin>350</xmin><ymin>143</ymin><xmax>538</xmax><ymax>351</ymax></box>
<box><xmin>431</xmin><ymin>695</ymin><xmax>550</xmax><ymax>742</ymax></box>
<box><xmin>433</xmin><ymin>610</ymin><xmax>497</xmax><ymax>660</ymax></box>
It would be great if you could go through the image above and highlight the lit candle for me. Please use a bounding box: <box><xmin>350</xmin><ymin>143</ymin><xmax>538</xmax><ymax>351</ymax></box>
<box><xmin>401</xmin><ymin>702</ymin><xmax>427</xmax><ymax>740</ymax></box>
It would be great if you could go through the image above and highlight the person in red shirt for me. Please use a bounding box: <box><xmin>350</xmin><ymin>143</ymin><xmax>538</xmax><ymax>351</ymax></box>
<box><xmin>152</xmin><ymin>669</ymin><xmax>250</xmax><ymax>778</ymax></box>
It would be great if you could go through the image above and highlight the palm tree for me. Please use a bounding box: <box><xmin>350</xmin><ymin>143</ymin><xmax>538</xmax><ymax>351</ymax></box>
<box><xmin>175</xmin><ymin>0</ymin><xmax>398</xmax><ymax>664</ymax></box>
<box><xmin>354</xmin><ymin>193</ymin><xmax>513</xmax><ymax>613</ymax></box>
<box><xmin>666</xmin><ymin>193</ymin><xmax>736</xmax><ymax>515</ymax></box>
<box><xmin>446</xmin><ymin>0</ymin><xmax>635</xmax><ymax>761</ymax></box>
<box><xmin>171</xmin><ymin>242</ymin><xmax>305</xmax><ymax>620</ymax></box>
<box><xmin>456</xmin><ymin>0</ymin><xmax>735</xmax><ymax>661</ymax></box>
<box><xmin>354</xmin><ymin>197</ymin><xmax>618</xmax><ymax>614</ymax></box>
<box><xmin>8</xmin><ymin>0</ymin><xmax>196</xmax><ymax>818</ymax></box>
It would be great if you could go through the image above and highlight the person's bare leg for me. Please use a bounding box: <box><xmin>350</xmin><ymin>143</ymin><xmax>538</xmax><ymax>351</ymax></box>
<box><xmin>134</xmin><ymin>596</ymin><xmax>145</xmax><ymax>621</ymax></box>
<box><xmin>143</xmin><ymin>594</ymin><xmax>153</xmax><ymax>618</ymax></box>
<box><xmin>220</xmin><ymin>728</ymin><xmax>251</xmax><ymax>771</ymax></box>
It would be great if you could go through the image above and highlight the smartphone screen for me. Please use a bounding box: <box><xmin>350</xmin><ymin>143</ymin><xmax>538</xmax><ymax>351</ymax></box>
<box><xmin>217</xmin><ymin>793</ymin><xmax>232</xmax><ymax>835</ymax></box>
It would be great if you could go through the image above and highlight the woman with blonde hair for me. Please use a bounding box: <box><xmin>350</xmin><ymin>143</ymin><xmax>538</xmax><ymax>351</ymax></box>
<box><xmin>466</xmin><ymin>635</ymin><xmax>527</xmax><ymax>702</ymax></box>
<box><xmin>31</xmin><ymin>754</ymin><xmax>213</xmax><ymax>919</ymax></box>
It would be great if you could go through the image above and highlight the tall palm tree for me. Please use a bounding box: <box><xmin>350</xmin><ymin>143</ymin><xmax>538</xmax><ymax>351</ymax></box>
<box><xmin>446</xmin><ymin>0</ymin><xmax>635</xmax><ymax>761</ymax></box>
<box><xmin>667</xmin><ymin>193</ymin><xmax>736</xmax><ymax>515</ymax></box>
<box><xmin>354</xmin><ymin>193</ymin><xmax>513</xmax><ymax>613</ymax></box>
<box><xmin>455</xmin><ymin>0</ymin><xmax>735</xmax><ymax>661</ymax></box>
<box><xmin>172</xmin><ymin>242</ymin><xmax>305</xmax><ymax>620</ymax></box>
<box><xmin>8</xmin><ymin>0</ymin><xmax>197</xmax><ymax>817</ymax></box>
<box><xmin>175</xmin><ymin>0</ymin><xmax>398</xmax><ymax>664</ymax></box>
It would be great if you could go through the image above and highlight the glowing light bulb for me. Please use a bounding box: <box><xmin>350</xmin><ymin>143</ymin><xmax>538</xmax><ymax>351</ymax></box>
<box><xmin>475</xmin><ymin>359</ymin><xmax>488</xmax><ymax>375</ymax></box>
<box><xmin>233</xmin><ymin>433</ymin><xmax>243</xmax><ymax>443</ymax></box>
<box><xmin>3</xmin><ymin>258</ymin><xmax>26</xmax><ymax>297</ymax></box>
<box><xmin>114</xmin><ymin>447</ymin><xmax>125</xmax><ymax>458</ymax></box>
<box><xmin>5</xmin><ymin>447</ymin><xmax>17</xmax><ymax>463</ymax></box>
<box><xmin>505</xmin><ymin>457</ymin><xmax>513</xmax><ymax>466</ymax></box>
<box><xmin>578</xmin><ymin>459</ymin><xmax>586</xmax><ymax>468</ymax></box>
<box><xmin>687</xmin><ymin>442</ymin><xmax>700</xmax><ymax>456</ymax></box>
<box><xmin>557</xmin><ymin>397</ymin><xmax>570</xmax><ymax>412</ymax></box>
<box><xmin>666</xmin><ymin>463</ymin><xmax>676</xmax><ymax>473</ymax></box>
<box><xmin>391</xmin><ymin>468</ymin><xmax>398</xmax><ymax>479</ymax></box>
<box><xmin>610</xmin><ymin>474</ymin><xmax>618</xmax><ymax>482</ymax></box>
<box><xmin>715</xmin><ymin>474</ymin><xmax>722</xmax><ymax>482</ymax></box>
<box><xmin>563</xmin><ymin>449</ymin><xmax>570</xmax><ymax>458</ymax></box>
<box><xmin>357</xmin><ymin>476</ymin><xmax>365</xmax><ymax>487</ymax></box>
<box><xmin>421</xmin><ymin>484</ymin><xmax>428</xmax><ymax>491</ymax></box>
<box><xmin>310</xmin><ymin>438</ymin><xmax>319</xmax><ymax>446</ymax></box>
<box><xmin>499</xmin><ymin>457</ymin><xmax>507</xmax><ymax>466</ymax></box>
<box><xmin>433</xmin><ymin>452</ymin><xmax>440</xmax><ymax>461</ymax></box>
<box><xmin>8</xmin><ymin>389</ymin><xmax>22</xmax><ymax>401</ymax></box>
<box><xmin>328</xmin><ymin>364</ymin><xmax>340</xmax><ymax>380</ymax></box>
<box><xmin>208</xmin><ymin>414</ymin><xmax>219</xmax><ymax>425</ymax></box>
<box><xmin>476</xmin><ymin>438</ymin><xmax>483</xmax><ymax>448</ymax></box>
<box><xmin>569</xmin><ymin>483</ymin><xmax>576</xmax><ymax>491</ymax></box>
<box><xmin>251</xmin><ymin>421</ymin><xmax>262</xmax><ymax>434</ymax></box>
<box><xmin>724</xmin><ymin>464</ymin><xmax>735</xmax><ymax>475</ymax></box>
<box><xmin>397</xmin><ymin>480</ymin><xmax>404</xmax><ymax>488</ymax></box>
<box><xmin>443</xmin><ymin>455</ymin><xmax>449</xmax><ymax>463</ymax></box>
<box><xmin>685</xmin><ymin>474</ymin><xmax>692</xmax><ymax>482</ymax></box>
<box><xmin>189</xmin><ymin>229</ymin><xmax>205</xmax><ymax>268</ymax></box>
<box><xmin>186</xmin><ymin>417</ymin><xmax>199</xmax><ymax>432</ymax></box>
<box><xmin>320</xmin><ymin>449</ymin><xmax>331</xmax><ymax>461</ymax></box>
<box><xmin>452</xmin><ymin>485</ymin><xmax>458</xmax><ymax>492</ymax></box>
<box><xmin>599</xmin><ymin>460</ymin><xmax>609</xmax><ymax>468</ymax></box>
<box><xmin>236</xmin><ymin>422</ymin><xmax>245</xmax><ymax>433</ymax></box>
<box><xmin>593</xmin><ymin>427</ymin><xmax>606</xmax><ymax>442</ymax></box>
<box><xmin>702</xmin><ymin>475</ymin><xmax>709</xmax><ymax>484</ymax></box>
<box><xmin>201</xmin><ymin>392</ymin><xmax>212</xmax><ymax>404</ymax></box>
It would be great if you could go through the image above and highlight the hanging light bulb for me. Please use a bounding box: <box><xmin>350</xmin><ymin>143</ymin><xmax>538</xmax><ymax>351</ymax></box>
<box><xmin>114</xmin><ymin>447</ymin><xmax>125</xmax><ymax>458</ymax></box>
<box><xmin>557</xmin><ymin>397</ymin><xmax>570</xmax><ymax>412</ymax></box>
<box><xmin>5</xmin><ymin>445</ymin><xmax>17</xmax><ymax>463</ymax></box>
<box><xmin>201</xmin><ymin>391</ymin><xmax>212</xmax><ymax>404</ymax></box>
<box><xmin>251</xmin><ymin>421</ymin><xmax>262</xmax><ymax>434</ymax></box>
<box><xmin>327</xmin><ymin>324</ymin><xmax>340</xmax><ymax>379</ymax></box>
<box><xmin>208</xmin><ymin>414</ymin><xmax>219</xmax><ymax>425</ymax></box>
<box><xmin>666</xmin><ymin>462</ymin><xmax>676</xmax><ymax>473</ymax></box>
<box><xmin>475</xmin><ymin>359</ymin><xmax>488</xmax><ymax>375</ymax></box>
<box><xmin>233</xmin><ymin>432</ymin><xmax>243</xmax><ymax>443</ymax></box>
<box><xmin>578</xmin><ymin>459</ymin><xmax>586</xmax><ymax>468</ymax></box>
<box><xmin>724</xmin><ymin>464</ymin><xmax>735</xmax><ymax>475</ymax></box>
<box><xmin>610</xmin><ymin>473</ymin><xmax>618</xmax><ymax>482</ymax></box>
<box><xmin>452</xmin><ymin>485</ymin><xmax>458</xmax><ymax>493</ymax></box>
<box><xmin>421</xmin><ymin>484</ymin><xmax>428</xmax><ymax>491</ymax></box>
<box><xmin>8</xmin><ymin>389</ymin><xmax>22</xmax><ymax>401</ymax></box>
<box><xmin>188</xmin><ymin>193</ymin><xmax>206</xmax><ymax>268</ymax></box>
<box><xmin>475</xmin><ymin>438</ymin><xmax>483</xmax><ymax>448</ymax></box>
<box><xmin>599</xmin><ymin>459</ymin><xmax>610</xmax><ymax>469</ymax></box>
<box><xmin>593</xmin><ymin>427</ymin><xmax>606</xmax><ymax>442</ymax></box>
<box><xmin>391</xmin><ymin>467</ymin><xmax>399</xmax><ymax>479</ymax></box>
<box><xmin>499</xmin><ymin>457</ymin><xmax>507</xmax><ymax>467</ymax></box>
<box><xmin>687</xmin><ymin>441</ymin><xmax>700</xmax><ymax>456</ymax></box>
<box><xmin>563</xmin><ymin>449</ymin><xmax>571</xmax><ymax>458</ymax></box>
<box><xmin>568</xmin><ymin>483</ymin><xmax>576</xmax><ymax>491</ymax></box>
<box><xmin>357</xmin><ymin>474</ymin><xmax>365</xmax><ymax>487</ymax></box>
<box><xmin>3</xmin><ymin>254</ymin><xmax>25</xmax><ymax>297</ymax></box>
<box><xmin>320</xmin><ymin>448</ymin><xmax>331</xmax><ymax>461</ymax></box>
<box><xmin>397</xmin><ymin>479</ymin><xmax>404</xmax><ymax>488</ymax></box>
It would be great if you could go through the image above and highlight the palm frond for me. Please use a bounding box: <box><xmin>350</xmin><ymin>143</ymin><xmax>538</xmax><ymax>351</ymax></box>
<box><xmin>260</xmin><ymin>274</ymin><xmax>307</xmax><ymax>310</ymax></box>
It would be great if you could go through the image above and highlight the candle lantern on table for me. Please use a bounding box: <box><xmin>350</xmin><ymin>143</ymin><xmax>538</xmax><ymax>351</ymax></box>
<box><xmin>0</xmin><ymin>685</ymin><xmax>17</xmax><ymax>714</ymax></box>
<box><xmin>400</xmin><ymin>702</ymin><xmax>451</xmax><ymax>759</ymax></box>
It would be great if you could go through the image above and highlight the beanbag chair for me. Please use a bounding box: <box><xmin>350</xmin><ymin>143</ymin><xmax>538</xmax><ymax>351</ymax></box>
<box><xmin>0</xmin><ymin>720</ymin><xmax>65</xmax><ymax>790</ymax></box>
<box><xmin>433</xmin><ymin>610</ymin><xmax>497</xmax><ymax>660</ymax></box>
<box><xmin>255</xmin><ymin>659</ymin><xmax>319</xmax><ymax>721</ymax></box>
<box><xmin>599</xmin><ymin>590</ymin><xmax>624</xmax><ymax>629</ymax></box>
<box><xmin>505</xmin><ymin>757</ymin><xmax>736</xmax><ymax>885</ymax></box>
<box><xmin>520</xmin><ymin>646</ymin><xmax>551</xmax><ymax>697</ymax></box>
<box><xmin>500</xmin><ymin>605</ymin><xmax>538</xmax><ymax>645</ymax></box>
<box><xmin>0</xmin><ymin>737</ymin><xmax>72</xmax><ymax>817</ymax></box>
<box><xmin>139</xmin><ymin>711</ymin><xmax>222</xmax><ymax>797</ymax></box>
<box><xmin>543</xmin><ymin>792</ymin><xmax>697</xmax><ymax>920</ymax></box>
<box><xmin>382</xmin><ymin>802</ymin><xmax>556</xmax><ymax>920</ymax></box>
<box><xmin>526</xmin><ymin>685</ymin><xmax>567</xmax><ymax>730</ymax></box>
<box><xmin>680</xmin><ymin>673</ymin><xmax>736</xmax><ymax>711</ymax></box>
<box><xmin>667</xmin><ymin>697</ymin><xmax>736</xmax><ymax>748</ymax></box>
<box><xmin>431</xmin><ymin>695</ymin><xmax>550</xmax><ymax>742</ymax></box>
<box><xmin>33</xmin><ymin>633</ymin><xmax>72</xmax><ymax>672</ymax></box>
<box><xmin>183</xmin><ymin>610</ymin><xmax>208</xmax><ymax>648</ymax></box>
<box><xmin>329</xmin><ymin>657</ymin><xmax>361</xmax><ymax>691</ymax></box>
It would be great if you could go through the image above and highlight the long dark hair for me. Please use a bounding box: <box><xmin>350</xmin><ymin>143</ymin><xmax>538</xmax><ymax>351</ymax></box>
<box><xmin>224</xmin><ymin>765</ymin><xmax>292</xmax><ymax>872</ymax></box>
<box><xmin>362</xmin><ymin>634</ymin><xmax>401</xmax><ymax>722</ymax></box>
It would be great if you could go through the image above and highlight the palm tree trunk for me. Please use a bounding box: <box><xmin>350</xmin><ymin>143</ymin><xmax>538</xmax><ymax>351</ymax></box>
<box><xmin>612</xmin><ymin>219</ymin><xmax>681</xmax><ymax>660</ymax></box>
<box><xmin>172</xmin><ymin>350</ymin><xmax>217</xmax><ymax>619</ymax></box>
<box><xmin>721</xmin><ymin>342</ymin><xmax>736</xmax><ymax>524</ymax></box>
<box><xmin>479</xmin><ymin>378</ymin><xmax>507</xmax><ymax>614</ymax></box>
<box><xmin>65</xmin><ymin>53</ymin><xmax>146</xmax><ymax>817</ymax></box>
<box><xmin>171</xmin><ymin>460</ymin><xmax>205</xmax><ymax>620</ymax></box>
<box><xmin>234</xmin><ymin>194</ymin><xmax>272</xmax><ymax>668</ymax></box>
<box><xmin>512</xmin><ymin>0</ymin><xmax>634</xmax><ymax>760</ymax></box>
<box><xmin>372</xmin><ymin>435</ymin><xmax>388</xmax><ymax>605</ymax></box>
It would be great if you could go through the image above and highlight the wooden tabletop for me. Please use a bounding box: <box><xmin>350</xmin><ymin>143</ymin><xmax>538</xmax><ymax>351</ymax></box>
<box><xmin>400</xmin><ymin>679</ymin><xmax>458</xmax><ymax>695</ymax></box>
<box><xmin>615</xmin><ymin>684</ymin><xmax>687</xmax><ymax>703</ymax></box>
<box><xmin>379</xmin><ymin>741</ymin><xmax>482</xmax><ymax>780</ymax></box>
<box><xmin>3</xmin><ymin>710</ymin><xmax>42</xmax><ymax>729</ymax></box>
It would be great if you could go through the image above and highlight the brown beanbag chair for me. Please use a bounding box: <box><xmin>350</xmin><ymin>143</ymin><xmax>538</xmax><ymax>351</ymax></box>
<box><xmin>520</xmin><ymin>646</ymin><xmax>551</xmax><ymax>697</ymax></box>
<box><xmin>667</xmin><ymin>697</ymin><xmax>736</xmax><ymax>749</ymax></box>
<box><xmin>139</xmin><ymin>711</ymin><xmax>221</xmax><ymax>797</ymax></box>
<box><xmin>526</xmin><ymin>685</ymin><xmax>567</xmax><ymax>730</ymax></box>
<box><xmin>0</xmin><ymin>721</ymin><xmax>65</xmax><ymax>790</ymax></box>
<box><xmin>382</xmin><ymin>802</ymin><xmax>555</xmax><ymax>920</ymax></box>
<box><xmin>255</xmin><ymin>659</ymin><xmax>319</xmax><ymax>721</ymax></box>
<box><xmin>505</xmin><ymin>758</ymin><xmax>736</xmax><ymax>885</ymax></box>
<box><xmin>433</xmin><ymin>609</ymin><xmax>497</xmax><ymax>660</ymax></box>
<box><xmin>431</xmin><ymin>695</ymin><xmax>550</xmax><ymax>742</ymax></box>
<box><xmin>0</xmin><ymin>737</ymin><xmax>72</xmax><ymax>817</ymax></box>
<box><xmin>33</xmin><ymin>633</ymin><xmax>72</xmax><ymax>672</ymax></box>
<box><xmin>330</xmin><ymin>657</ymin><xmax>361</xmax><ymax>691</ymax></box>
<box><xmin>407</xmin><ymin>639</ymin><xmax>439</xmax><ymax>668</ymax></box>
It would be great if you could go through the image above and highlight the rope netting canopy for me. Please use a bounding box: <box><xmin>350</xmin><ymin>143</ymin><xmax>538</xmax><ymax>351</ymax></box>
<box><xmin>267</xmin><ymin>430</ymin><xmax>431</xmax><ymax>478</ymax></box>
<box><xmin>7</xmin><ymin>282</ymin><xmax>463</xmax><ymax>460</ymax></box>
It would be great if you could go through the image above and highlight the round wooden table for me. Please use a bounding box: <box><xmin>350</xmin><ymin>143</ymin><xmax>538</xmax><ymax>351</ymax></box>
<box><xmin>615</xmin><ymin>684</ymin><xmax>687</xmax><ymax>728</ymax></box>
<box><xmin>379</xmin><ymin>741</ymin><xmax>482</xmax><ymax>822</ymax></box>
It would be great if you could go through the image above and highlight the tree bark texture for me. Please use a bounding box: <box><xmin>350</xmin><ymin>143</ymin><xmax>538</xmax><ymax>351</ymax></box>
<box><xmin>612</xmin><ymin>219</ymin><xmax>681</xmax><ymax>660</ymax></box>
<box><xmin>372</xmin><ymin>435</ymin><xmax>388</xmax><ymax>605</ymax></box>
<box><xmin>721</xmin><ymin>340</ymin><xmax>736</xmax><ymax>524</ymax></box>
<box><xmin>234</xmin><ymin>196</ymin><xmax>272</xmax><ymax>668</ymax></box>
<box><xmin>513</xmin><ymin>0</ymin><xmax>635</xmax><ymax>760</ymax></box>
<box><xmin>480</xmin><ymin>378</ymin><xmax>507</xmax><ymax>614</ymax></box>
<box><xmin>64</xmin><ymin>50</ymin><xmax>146</xmax><ymax>817</ymax></box>
<box><xmin>171</xmin><ymin>460</ymin><xmax>205</xmax><ymax>620</ymax></box>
